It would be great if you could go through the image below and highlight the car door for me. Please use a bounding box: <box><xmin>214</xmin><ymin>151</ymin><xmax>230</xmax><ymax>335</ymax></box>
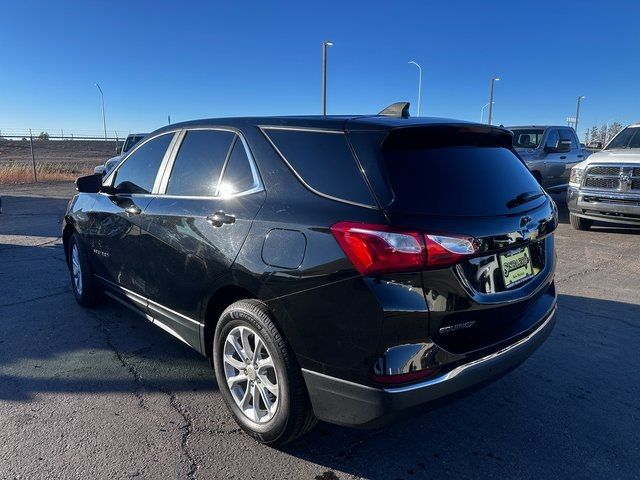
<box><xmin>541</xmin><ymin>128</ymin><xmax>566</xmax><ymax>189</ymax></box>
<box><xmin>559</xmin><ymin>128</ymin><xmax>584</xmax><ymax>185</ymax></box>
<box><xmin>88</xmin><ymin>131</ymin><xmax>177</xmax><ymax>306</ymax></box>
<box><xmin>139</xmin><ymin>128</ymin><xmax>265</xmax><ymax>349</ymax></box>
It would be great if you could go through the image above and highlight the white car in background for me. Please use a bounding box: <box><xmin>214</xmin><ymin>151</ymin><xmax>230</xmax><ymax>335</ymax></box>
<box><xmin>94</xmin><ymin>133</ymin><xmax>147</xmax><ymax>177</ymax></box>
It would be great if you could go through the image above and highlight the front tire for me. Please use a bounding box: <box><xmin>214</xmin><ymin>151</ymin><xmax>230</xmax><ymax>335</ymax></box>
<box><xmin>570</xmin><ymin>213</ymin><xmax>593</xmax><ymax>231</ymax></box>
<box><xmin>68</xmin><ymin>232</ymin><xmax>98</xmax><ymax>307</ymax></box>
<box><xmin>213</xmin><ymin>299</ymin><xmax>316</xmax><ymax>445</ymax></box>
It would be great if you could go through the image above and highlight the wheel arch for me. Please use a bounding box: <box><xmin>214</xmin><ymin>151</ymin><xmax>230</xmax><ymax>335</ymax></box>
<box><xmin>202</xmin><ymin>284</ymin><xmax>262</xmax><ymax>360</ymax></box>
<box><xmin>62</xmin><ymin>221</ymin><xmax>76</xmax><ymax>265</ymax></box>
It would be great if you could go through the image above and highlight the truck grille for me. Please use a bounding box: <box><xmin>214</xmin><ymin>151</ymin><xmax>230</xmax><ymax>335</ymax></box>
<box><xmin>583</xmin><ymin>164</ymin><xmax>640</xmax><ymax>192</ymax></box>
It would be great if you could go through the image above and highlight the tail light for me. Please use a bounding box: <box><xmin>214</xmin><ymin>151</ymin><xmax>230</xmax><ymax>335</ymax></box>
<box><xmin>330</xmin><ymin>222</ymin><xmax>478</xmax><ymax>275</ymax></box>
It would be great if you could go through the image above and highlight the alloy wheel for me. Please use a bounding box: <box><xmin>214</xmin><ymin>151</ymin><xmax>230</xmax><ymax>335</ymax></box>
<box><xmin>222</xmin><ymin>325</ymin><xmax>279</xmax><ymax>423</ymax></box>
<box><xmin>71</xmin><ymin>244</ymin><xmax>83</xmax><ymax>296</ymax></box>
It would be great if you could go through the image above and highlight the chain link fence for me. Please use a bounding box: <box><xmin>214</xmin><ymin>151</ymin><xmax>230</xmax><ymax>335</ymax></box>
<box><xmin>0</xmin><ymin>131</ymin><xmax>124</xmax><ymax>184</ymax></box>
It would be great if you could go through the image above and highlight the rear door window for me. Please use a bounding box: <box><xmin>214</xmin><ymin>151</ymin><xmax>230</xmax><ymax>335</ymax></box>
<box><xmin>380</xmin><ymin>126</ymin><xmax>543</xmax><ymax>216</ymax></box>
<box><xmin>166</xmin><ymin>130</ymin><xmax>235</xmax><ymax>197</ymax></box>
<box><xmin>113</xmin><ymin>133</ymin><xmax>174</xmax><ymax>194</ymax></box>
<box><xmin>263</xmin><ymin>128</ymin><xmax>376</xmax><ymax>207</ymax></box>
<box><xmin>218</xmin><ymin>138</ymin><xmax>258</xmax><ymax>196</ymax></box>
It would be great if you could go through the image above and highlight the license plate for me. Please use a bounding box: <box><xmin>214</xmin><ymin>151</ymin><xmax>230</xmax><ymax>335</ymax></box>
<box><xmin>499</xmin><ymin>246</ymin><xmax>534</xmax><ymax>288</ymax></box>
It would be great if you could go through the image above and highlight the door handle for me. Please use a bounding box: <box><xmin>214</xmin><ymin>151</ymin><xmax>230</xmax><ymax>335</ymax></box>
<box><xmin>560</xmin><ymin>155</ymin><xmax>567</xmax><ymax>160</ymax></box>
<box><xmin>207</xmin><ymin>211</ymin><xmax>236</xmax><ymax>227</ymax></box>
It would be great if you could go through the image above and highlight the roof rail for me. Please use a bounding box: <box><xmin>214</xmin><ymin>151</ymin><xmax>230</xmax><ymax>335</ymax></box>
<box><xmin>378</xmin><ymin>102</ymin><xmax>411</xmax><ymax>118</ymax></box>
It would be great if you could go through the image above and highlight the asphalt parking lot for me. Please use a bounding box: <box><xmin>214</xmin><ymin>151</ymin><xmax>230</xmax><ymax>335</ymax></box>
<box><xmin>0</xmin><ymin>182</ymin><xmax>638</xmax><ymax>480</ymax></box>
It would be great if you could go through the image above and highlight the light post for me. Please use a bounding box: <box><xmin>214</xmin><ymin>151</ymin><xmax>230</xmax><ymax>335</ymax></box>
<box><xmin>408</xmin><ymin>61</ymin><xmax>422</xmax><ymax>116</ymax></box>
<box><xmin>487</xmin><ymin>77</ymin><xmax>500</xmax><ymax>125</ymax></box>
<box><xmin>480</xmin><ymin>102</ymin><xmax>494</xmax><ymax>123</ymax></box>
<box><xmin>575</xmin><ymin>95</ymin><xmax>585</xmax><ymax>135</ymax></box>
<box><xmin>95</xmin><ymin>83</ymin><xmax>107</xmax><ymax>141</ymax></box>
<box><xmin>321</xmin><ymin>41</ymin><xmax>333</xmax><ymax>116</ymax></box>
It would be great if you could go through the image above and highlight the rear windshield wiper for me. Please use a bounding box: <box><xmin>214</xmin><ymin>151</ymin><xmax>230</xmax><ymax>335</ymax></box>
<box><xmin>506</xmin><ymin>191</ymin><xmax>545</xmax><ymax>209</ymax></box>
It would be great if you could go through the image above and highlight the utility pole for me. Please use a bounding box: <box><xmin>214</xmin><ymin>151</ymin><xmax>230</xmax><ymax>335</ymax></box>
<box><xmin>487</xmin><ymin>77</ymin><xmax>500</xmax><ymax>125</ymax></box>
<box><xmin>575</xmin><ymin>95</ymin><xmax>585</xmax><ymax>135</ymax></box>
<box><xmin>29</xmin><ymin>129</ymin><xmax>37</xmax><ymax>182</ymax></box>
<box><xmin>408</xmin><ymin>61</ymin><xmax>423</xmax><ymax>116</ymax></box>
<box><xmin>321</xmin><ymin>41</ymin><xmax>333</xmax><ymax>116</ymax></box>
<box><xmin>95</xmin><ymin>83</ymin><xmax>107</xmax><ymax>141</ymax></box>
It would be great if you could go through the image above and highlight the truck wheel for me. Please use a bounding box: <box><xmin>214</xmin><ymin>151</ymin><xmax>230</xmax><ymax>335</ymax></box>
<box><xmin>213</xmin><ymin>299</ymin><xmax>316</xmax><ymax>445</ymax></box>
<box><xmin>68</xmin><ymin>232</ymin><xmax>99</xmax><ymax>306</ymax></box>
<box><xmin>570</xmin><ymin>213</ymin><xmax>593</xmax><ymax>231</ymax></box>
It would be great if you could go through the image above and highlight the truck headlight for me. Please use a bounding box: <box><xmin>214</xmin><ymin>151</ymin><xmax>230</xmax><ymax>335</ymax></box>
<box><xmin>569</xmin><ymin>166</ymin><xmax>584</xmax><ymax>186</ymax></box>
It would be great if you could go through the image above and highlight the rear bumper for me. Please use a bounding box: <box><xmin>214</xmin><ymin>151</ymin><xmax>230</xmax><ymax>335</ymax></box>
<box><xmin>567</xmin><ymin>187</ymin><xmax>640</xmax><ymax>225</ymax></box>
<box><xmin>302</xmin><ymin>304</ymin><xmax>556</xmax><ymax>427</ymax></box>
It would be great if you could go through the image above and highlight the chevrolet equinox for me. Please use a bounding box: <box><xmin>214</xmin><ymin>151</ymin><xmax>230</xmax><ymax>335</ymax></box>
<box><xmin>63</xmin><ymin>103</ymin><xmax>558</xmax><ymax>445</ymax></box>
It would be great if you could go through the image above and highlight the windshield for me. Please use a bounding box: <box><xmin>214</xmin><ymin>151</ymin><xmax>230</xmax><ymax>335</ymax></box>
<box><xmin>122</xmin><ymin>135</ymin><xmax>145</xmax><ymax>153</ymax></box>
<box><xmin>511</xmin><ymin>129</ymin><xmax>544</xmax><ymax>149</ymax></box>
<box><xmin>605</xmin><ymin>126</ymin><xmax>640</xmax><ymax>150</ymax></box>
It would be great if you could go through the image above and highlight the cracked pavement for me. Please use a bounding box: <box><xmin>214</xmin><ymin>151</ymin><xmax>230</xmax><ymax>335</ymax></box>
<box><xmin>0</xmin><ymin>182</ymin><xmax>639</xmax><ymax>479</ymax></box>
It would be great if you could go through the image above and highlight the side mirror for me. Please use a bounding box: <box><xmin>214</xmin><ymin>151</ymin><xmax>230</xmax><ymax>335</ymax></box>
<box><xmin>587</xmin><ymin>141</ymin><xmax>603</xmax><ymax>150</ymax></box>
<box><xmin>75</xmin><ymin>174</ymin><xmax>103</xmax><ymax>193</ymax></box>
<box><xmin>545</xmin><ymin>138</ymin><xmax>571</xmax><ymax>153</ymax></box>
<box><xmin>555</xmin><ymin>139</ymin><xmax>571</xmax><ymax>153</ymax></box>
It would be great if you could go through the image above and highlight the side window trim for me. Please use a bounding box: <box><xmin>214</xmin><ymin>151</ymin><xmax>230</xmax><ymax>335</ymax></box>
<box><xmin>259</xmin><ymin>125</ymin><xmax>378</xmax><ymax>210</ymax></box>
<box><xmin>215</xmin><ymin>135</ymin><xmax>239</xmax><ymax>196</ymax></box>
<box><xmin>157</xmin><ymin>127</ymin><xmax>264</xmax><ymax>199</ymax></box>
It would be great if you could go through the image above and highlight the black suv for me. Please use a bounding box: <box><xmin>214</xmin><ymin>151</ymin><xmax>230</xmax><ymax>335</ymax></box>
<box><xmin>64</xmin><ymin>104</ymin><xmax>558</xmax><ymax>445</ymax></box>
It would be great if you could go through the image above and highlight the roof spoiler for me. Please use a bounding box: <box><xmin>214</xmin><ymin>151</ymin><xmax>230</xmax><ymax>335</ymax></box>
<box><xmin>378</xmin><ymin>102</ymin><xmax>410</xmax><ymax>118</ymax></box>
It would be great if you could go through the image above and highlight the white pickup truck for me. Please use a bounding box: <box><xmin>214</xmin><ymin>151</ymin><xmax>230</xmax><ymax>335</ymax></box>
<box><xmin>567</xmin><ymin>123</ymin><xmax>640</xmax><ymax>230</ymax></box>
<box><xmin>94</xmin><ymin>133</ymin><xmax>147</xmax><ymax>177</ymax></box>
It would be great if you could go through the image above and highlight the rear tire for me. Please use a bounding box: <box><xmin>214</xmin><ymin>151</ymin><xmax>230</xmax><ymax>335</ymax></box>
<box><xmin>569</xmin><ymin>213</ymin><xmax>593</xmax><ymax>231</ymax></box>
<box><xmin>68</xmin><ymin>232</ymin><xmax>98</xmax><ymax>307</ymax></box>
<box><xmin>213</xmin><ymin>299</ymin><xmax>316</xmax><ymax>445</ymax></box>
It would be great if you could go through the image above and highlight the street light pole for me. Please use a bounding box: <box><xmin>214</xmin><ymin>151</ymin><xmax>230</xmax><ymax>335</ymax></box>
<box><xmin>487</xmin><ymin>77</ymin><xmax>500</xmax><ymax>125</ymax></box>
<box><xmin>480</xmin><ymin>102</ymin><xmax>493</xmax><ymax>123</ymax></box>
<box><xmin>95</xmin><ymin>83</ymin><xmax>107</xmax><ymax>141</ymax></box>
<box><xmin>408</xmin><ymin>61</ymin><xmax>422</xmax><ymax>116</ymax></box>
<box><xmin>321</xmin><ymin>41</ymin><xmax>333</xmax><ymax>116</ymax></box>
<box><xmin>575</xmin><ymin>95</ymin><xmax>585</xmax><ymax>135</ymax></box>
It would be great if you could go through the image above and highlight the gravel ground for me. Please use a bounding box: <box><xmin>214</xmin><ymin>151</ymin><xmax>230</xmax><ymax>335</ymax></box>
<box><xmin>0</xmin><ymin>182</ymin><xmax>638</xmax><ymax>480</ymax></box>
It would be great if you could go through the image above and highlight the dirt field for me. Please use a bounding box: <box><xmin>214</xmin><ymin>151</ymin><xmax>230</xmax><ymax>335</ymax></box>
<box><xmin>0</xmin><ymin>139</ymin><xmax>122</xmax><ymax>183</ymax></box>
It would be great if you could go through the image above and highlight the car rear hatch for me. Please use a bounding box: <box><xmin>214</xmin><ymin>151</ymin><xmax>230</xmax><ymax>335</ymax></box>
<box><xmin>346</xmin><ymin>121</ymin><xmax>558</xmax><ymax>354</ymax></box>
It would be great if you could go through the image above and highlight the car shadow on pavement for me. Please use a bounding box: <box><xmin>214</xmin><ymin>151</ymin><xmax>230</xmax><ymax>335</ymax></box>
<box><xmin>280</xmin><ymin>293</ymin><xmax>640</xmax><ymax>479</ymax></box>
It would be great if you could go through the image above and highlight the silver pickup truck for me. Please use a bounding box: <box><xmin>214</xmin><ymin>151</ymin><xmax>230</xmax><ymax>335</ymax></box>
<box><xmin>567</xmin><ymin>123</ymin><xmax>640</xmax><ymax>230</ymax></box>
<box><xmin>509</xmin><ymin>126</ymin><xmax>588</xmax><ymax>192</ymax></box>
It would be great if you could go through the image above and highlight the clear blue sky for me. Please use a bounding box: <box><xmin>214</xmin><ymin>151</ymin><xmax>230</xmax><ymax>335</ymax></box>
<box><xmin>1</xmin><ymin>0</ymin><xmax>638</xmax><ymax>140</ymax></box>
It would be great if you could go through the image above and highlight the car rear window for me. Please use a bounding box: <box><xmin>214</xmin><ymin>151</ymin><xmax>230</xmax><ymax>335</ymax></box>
<box><xmin>263</xmin><ymin>128</ymin><xmax>377</xmax><ymax>208</ymax></box>
<box><xmin>381</xmin><ymin>126</ymin><xmax>544</xmax><ymax>216</ymax></box>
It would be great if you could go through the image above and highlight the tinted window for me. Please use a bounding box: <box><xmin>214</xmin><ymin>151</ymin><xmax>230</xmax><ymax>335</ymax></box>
<box><xmin>511</xmin><ymin>129</ymin><xmax>544</xmax><ymax>148</ymax></box>
<box><xmin>166</xmin><ymin>130</ymin><xmax>235</xmax><ymax>197</ymax></box>
<box><xmin>265</xmin><ymin>129</ymin><xmax>375</xmax><ymax>206</ymax></box>
<box><xmin>218</xmin><ymin>138</ymin><xmax>256</xmax><ymax>196</ymax></box>
<box><xmin>559</xmin><ymin>129</ymin><xmax>578</xmax><ymax>149</ymax></box>
<box><xmin>381</xmin><ymin>128</ymin><xmax>543</xmax><ymax>216</ymax></box>
<box><xmin>546</xmin><ymin>129</ymin><xmax>560</xmax><ymax>148</ymax></box>
<box><xmin>113</xmin><ymin>133</ymin><xmax>173</xmax><ymax>194</ymax></box>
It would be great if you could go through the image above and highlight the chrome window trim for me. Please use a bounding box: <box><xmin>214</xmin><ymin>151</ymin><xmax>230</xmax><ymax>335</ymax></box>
<box><xmin>259</xmin><ymin>126</ymin><xmax>379</xmax><ymax>210</ymax></box>
<box><xmin>155</xmin><ymin>130</ymin><xmax>186</xmax><ymax>194</ymax></box>
<box><xmin>104</xmin><ymin>130</ymin><xmax>181</xmax><ymax>189</ymax></box>
<box><xmin>258</xmin><ymin>125</ymin><xmax>344</xmax><ymax>134</ymax></box>
<box><xmin>158</xmin><ymin>127</ymin><xmax>264</xmax><ymax>199</ymax></box>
